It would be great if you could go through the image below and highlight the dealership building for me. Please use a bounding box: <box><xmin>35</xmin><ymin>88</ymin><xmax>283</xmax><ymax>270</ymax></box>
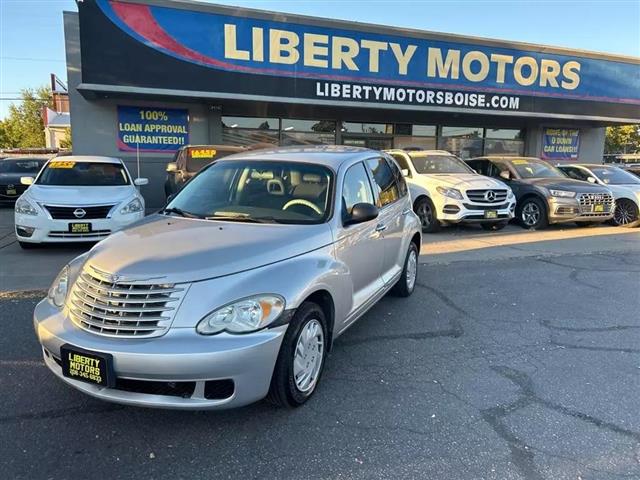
<box><xmin>64</xmin><ymin>0</ymin><xmax>640</xmax><ymax>207</ymax></box>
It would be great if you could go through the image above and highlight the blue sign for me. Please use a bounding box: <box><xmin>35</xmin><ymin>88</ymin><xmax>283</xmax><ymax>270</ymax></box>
<box><xmin>97</xmin><ymin>0</ymin><xmax>640</xmax><ymax>106</ymax></box>
<box><xmin>542</xmin><ymin>128</ymin><xmax>580</xmax><ymax>160</ymax></box>
<box><xmin>117</xmin><ymin>106</ymin><xmax>188</xmax><ymax>153</ymax></box>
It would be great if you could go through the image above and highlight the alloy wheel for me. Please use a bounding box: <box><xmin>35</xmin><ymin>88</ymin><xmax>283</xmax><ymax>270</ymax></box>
<box><xmin>293</xmin><ymin>319</ymin><xmax>325</xmax><ymax>393</ymax></box>
<box><xmin>416</xmin><ymin>201</ymin><xmax>433</xmax><ymax>228</ymax></box>
<box><xmin>406</xmin><ymin>249</ymin><xmax>417</xmax><ymax>291</ymax></box>
<box><xmin>614</xmin><ymin>200</ymin><xmax>637</xmax><ymax>226</ymax></box>
<box><xmin>521</xmin><ymin>202</ymin><xmax>540</xmax><ymax>227</ymax></box>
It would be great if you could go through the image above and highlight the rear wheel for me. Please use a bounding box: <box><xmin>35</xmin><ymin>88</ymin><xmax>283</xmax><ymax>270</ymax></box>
<box><xmin>267</xmin><ymin>302</ymin><xmax>327</xmax><ymax>408</ymax></box>
<box><xmin>391</xmin><ymin>242</ymin><xmax>419</xmax><ymax>297</ymax></box>
<box><xmin>612</xmin><ymin>199</ymin><xmax>639</xmax><ymax>227</ymax></box>
<box><xmin>517</xmin><ymin>197</ymin><xmax>548</xmax><ymax>230</ymax></box>
<box><xmin>414</xmin><ymin>197</ymin><xmax>440</xmax><ymax>233</ymax></box>
<box><xmin>481</xmin><ymin>221</ymin><xmax>508</xmax><ymax>231</ymax></box>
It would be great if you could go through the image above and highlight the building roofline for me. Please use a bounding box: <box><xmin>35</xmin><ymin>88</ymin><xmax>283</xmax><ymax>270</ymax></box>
<box><xmin>113</xmin><ymin>0</ymin><xmax>640</xmax><ymax>65</ymax></box>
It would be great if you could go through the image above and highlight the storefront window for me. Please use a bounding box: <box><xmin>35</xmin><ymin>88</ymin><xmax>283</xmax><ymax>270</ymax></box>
<box><xmin>222</xmin><ymin>116</ymin><xmax>280</xmax><ymax>147</ymax></box>
<box><xmin>342</xmin><ymin>122</ymin><xmax>393</xmax><ymax>134</ymax></box>
<box><xmin>280</xmin><ymin>119</ymin><xmax>336</xmax><ymax>146</ymax></box>
<box><xmin>394</xmin><ymin>136</ymin><xmax>436</xmax><ymax>150</ymax></box>
<box><xmin>484</xmin><ymin>128</ymin><xmax>525</xmax><ymax>156</ymax></box>
<box><xmin>438</xmin><ymin>126</ymin><xmax>483</xmax><ymax>159</ymax></box>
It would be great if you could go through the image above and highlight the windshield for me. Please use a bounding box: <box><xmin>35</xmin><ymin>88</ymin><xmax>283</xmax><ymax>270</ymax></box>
<box><xmin>591</xmin><ymin>166</ymin><xmax>640</xmax><ymax>185</ymax></box>
<box><xmin>0</xmin><ymin>159</ymin><xmax>45</xmax><ymax>174</ymax></box>
<box><xmin>166</xmin><ymin>160</ymin><xmax>333</xmax><ymax>224</ymax></box>
<box><xmin>185</xmin><ymin>147</ymin><xmax>243</xmax><ymax>173</ymax></box>
<box><xmin>408</xmin><ymin>153</ymin><xmax>474</xmax><ymax>174</ymax></box>
<box><xmin>37</xmin><ymin>160</ymin><xmax>130</xmax><ymax>186</ymax></box>
<box><xmin>509</xmin><ymin>158</ymin><xmax>564</xmax><ymax>179</ymax></box>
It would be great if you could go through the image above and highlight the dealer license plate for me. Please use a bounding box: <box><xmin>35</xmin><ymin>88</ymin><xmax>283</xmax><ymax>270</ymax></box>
<box><xmin>593</xmin><ymin>204</ymin><xmax>604</xmax><ymax>213</ymax></box>
<box><xmin>484</xmin><ymin>210</ymin><xmax>498</xmax><ymax>219</ymax></box>
<box><xmin>6</xmin><ymin>188</ymin><xmax>16</xmax><ymax>195</ymax></box>
<box><xmin>69</xmin><ymin>222</ymin><xmax>91</xmax><ymax>233</ymax></box>
<box><xmin>60</xmin><ymin>344</ymin><xmax>114</xmax><ymax>387</ymax></box>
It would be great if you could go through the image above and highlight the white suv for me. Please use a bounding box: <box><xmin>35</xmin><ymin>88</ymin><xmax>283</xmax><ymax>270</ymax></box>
<box><xmin>386</xmin><ymin>150</ymin><xmax>516</xmax><ymax>232</ymax></box>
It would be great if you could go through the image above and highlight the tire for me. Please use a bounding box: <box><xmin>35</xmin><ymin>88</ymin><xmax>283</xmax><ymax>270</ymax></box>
<box><xmin>267</xmin><ymin>302</ymin><xmax>327</xmax><ymax>408</ymax></box>
<box><xmin>517</xmin><ymin>197</ymin><xmax>548</xmax><ymax>230</ymax></box>
<box><xmin>391</xmin><ymin>242</ymin><xmax>419</xmax><ymax>297</ymax></box>
<box><xmin>414</xmin><ymin>197</ymin><xmax>440</xmax><ymax>233</ymax></box>
<box><xmin>481</xmin><ymin>221</ymin><xmax>508</xmax><ymax>231</ymax></box>
<box><xmin>612</xmin><ymin>199</ymin><xmax>639</xmax><ymax>227</ymax></box>
<box><xmin>18</xmin><ymin>241</ymin><xmax>37</xmax><ymax>250</ymax></box>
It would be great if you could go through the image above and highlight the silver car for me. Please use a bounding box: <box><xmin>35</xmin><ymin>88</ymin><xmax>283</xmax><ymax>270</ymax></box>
<box><xmin>34</xmin><ymin>147</ymin><xmax>422</xmax><ymax>409</ymax></box>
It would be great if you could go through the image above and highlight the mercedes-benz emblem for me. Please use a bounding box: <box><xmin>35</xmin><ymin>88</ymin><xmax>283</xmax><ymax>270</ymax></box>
<box><xmin>73</xmin><ymin>208</ymin><xmax>86</xmax><ymax>218</ymax></box>
<box><xmin>484</xmin><ymin>190</ymin><xmax>497</xmax><ymax>202</ymax></box>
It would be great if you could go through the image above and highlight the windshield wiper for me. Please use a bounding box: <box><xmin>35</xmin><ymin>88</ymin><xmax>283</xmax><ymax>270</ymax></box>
<box><xmin>204</xmin><ymin>214</ymin><xmax>270</xmax><ymax>223</ymax></box>
<box><xmin>161</xmin><ymin>207</ymin><xmax>201</xmax><ymax>218</ymax></box>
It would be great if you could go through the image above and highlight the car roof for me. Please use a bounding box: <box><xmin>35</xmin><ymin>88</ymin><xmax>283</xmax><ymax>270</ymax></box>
<box><xmin>386</xmin><ymin>149</ymin><xmax>454</xmax><ymax>156</ymax></box>
<box><xmin>217</xmin><ymin>145</ymin><xmax>380</xmax><ymax>168</ymax></box>
<box><xmin>559</xmin><ymin>163</ymin><xmax>614</xmax><ymax>168</ymax></box>
<box><xmin>48</xmin><ymin>155</ymin><xmax>123</xmax><ymax>164</ymax></box>
<box><xmin>470</xmin><ymin>156</ymin><xmax>543</xmax><ymax>162</ymax></box>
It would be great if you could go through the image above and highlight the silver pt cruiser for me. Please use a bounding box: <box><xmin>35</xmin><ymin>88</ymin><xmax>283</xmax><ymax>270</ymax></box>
<box><xmin>34</xmin><ymin>147</ymin><xmax>422</xmax><ymax>409</ymax></box>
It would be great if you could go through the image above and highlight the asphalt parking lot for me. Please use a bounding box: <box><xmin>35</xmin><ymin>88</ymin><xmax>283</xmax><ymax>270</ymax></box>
<box><xmin>1</xmin><ymin>206</ymin><xmax>639</xmax><ymax>479</ymax></box>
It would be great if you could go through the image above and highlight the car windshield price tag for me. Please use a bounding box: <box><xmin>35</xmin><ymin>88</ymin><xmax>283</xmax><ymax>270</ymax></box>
<box><xmin>49</xmin><ymin>161</ymin><xmax>76</xmax><ymax>169</ymax></box>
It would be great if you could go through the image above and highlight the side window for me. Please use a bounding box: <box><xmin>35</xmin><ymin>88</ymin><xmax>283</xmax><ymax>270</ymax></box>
<box><xmin>342</xmin><ymin>162</ymin><xmax>375</xmax><ymax>219</ymax></box>
<box><xmin>563</xmin><ymin>167</ymin><xmax>588</xmax><ymax>181</ymax></box>
<box><xmin>386</xmin><ymin>157</ymin><xmax>408</xmax><ymax>197</ymax></box>
<box><xmin>366</xmin><ymin>157</ymin><xmax>400</xmax><ymax>207</ymax></box>
<box><xmin>488</xmin><ymin>161</ymin><xmax>510</xmax><ymax>179</ymax></box>
<box><xmin>176</xmin><ymin>150</ymin><xmax>186</xmax><ymax>170</ymax></box>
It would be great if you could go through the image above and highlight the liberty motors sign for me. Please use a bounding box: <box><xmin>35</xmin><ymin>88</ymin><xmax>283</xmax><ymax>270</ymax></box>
<box><xmin>78</xmin><ymin>0</ymin><xmax>640</xmax><ymax>121</ymax></box>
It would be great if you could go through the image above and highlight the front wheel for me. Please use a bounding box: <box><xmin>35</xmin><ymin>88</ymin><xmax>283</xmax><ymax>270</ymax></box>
<box><xmin>612</xmin><ymin>199</ymin><xmax>639</xmax><ymax>227</ymax></box>
<box><xmin>267</xmin><ymin>302</ymin><xmax>327</xmax><ymax>408</ymax></box>
<box><xmin>391</xmin><ymin>242</ymin><xmax>419</xmax><ymax>297</ymax></box>
<box><xmin>481</xmin><ymin>221</ymin><xmax>508</xmax><ymax>231</ymax></box>
<box><xmin>414</xmin><ymin>197</ymin><xmax>440</xmax><ymax>233</ymax></box>
<box><xmin>517</xmin><ymin>197</ymin><xmax>548</xmax><ymax>230</ymax></box>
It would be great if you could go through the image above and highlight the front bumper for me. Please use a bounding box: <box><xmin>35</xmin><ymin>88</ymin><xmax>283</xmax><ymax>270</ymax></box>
<box><xmin>437</xmin><ymin>198</ymin><xmax>516</xmax><ymax>224</ymax></box>
<box><xmin>547</xmin><ymin>197</ymin><xmax>614</xmax><ymax>224</ymax></box>
<box><xmin>15</xmin><ymin>211</ymin><xmax>144</xmax><ymax>243</ymax></box>
<box><xmin>34</xmin><ymin>299</ymin><xmax>288</xmax><ymax>409</ymax></box>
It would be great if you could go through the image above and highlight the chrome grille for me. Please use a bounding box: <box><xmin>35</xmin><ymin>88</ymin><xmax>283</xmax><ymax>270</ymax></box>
<box><xmin>68</xmin><ymin>267</ymin><xmax>186</xmax><ymax>338</ymax></box>
<box><xmin>466</xmin><ymin>189</ymin><xmax>508</xmax><ymax>204</ymax></box>
<box><xmin>578</xmin><ymin>192</ymin><xmax>614</xmax><ymax>215</ymax></box>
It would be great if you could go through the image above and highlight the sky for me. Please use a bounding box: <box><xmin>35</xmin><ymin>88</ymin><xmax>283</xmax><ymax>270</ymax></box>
<box><xmin>0</xmin><ymin>0</ymin><xmax>639</xmax><ymax>119</ymax></box>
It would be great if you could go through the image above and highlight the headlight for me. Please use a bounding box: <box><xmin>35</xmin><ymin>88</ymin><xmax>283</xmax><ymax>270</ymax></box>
<box><xmin>196</xmin><ymin>295</ymin><xmax>285</xmax><ymax>335</ymax></box>
<box><xmin>15</xmin><ymin>197</ymin><xmax>38</xmax><ymax>216</ymax></box>
<box><xmin>48</xmin><ymin>265</ymin><xmax>69</xmax><ymax>308</ymax></box>
<box><xmin>507</xmin><ymin>189</ymin><xmax>515</xmax><ymax>199</ymax></box>
<box><xmin>549</xmin><ymin>189</ymin><xmax>576</xmax><ymax>198</ymax></box>
<box><xmin>120</xmin><ymin>197</ymin><xmax>143</xmax><ymax>214</ymax></box>
<box><xmin>436</xmin><ymin>186</ymin><xmax>464</xmax><ymax>200</ymax></box>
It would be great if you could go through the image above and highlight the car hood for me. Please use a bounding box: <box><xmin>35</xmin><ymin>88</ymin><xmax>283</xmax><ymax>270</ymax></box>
<box><xmin>0</xmin><ymin>173</ymin><xmax>28</xmax><ymax>185</ymax></box>
<box><xmin>603</xmin><ymin>183</ymin><xmax>640</xmax><ymax>199</ymax></box>
<box><xmin>418</xmin><ymin>173</ymin><xmax>507</xmax><ymax>189</ymax></box>
<box><xmin>523</xmin><ymin>178</ymin><xmax>611</xmax><ymax>192</ymax></box>
<box><xmin>84</xmin><ymin>215</ymin><xmax>335</xmax><ymax>284</ymax></box>
<box><xmin>25</xmin><ymin>185</ymin><xmax>136</xmax><ymax>205</ymax></box>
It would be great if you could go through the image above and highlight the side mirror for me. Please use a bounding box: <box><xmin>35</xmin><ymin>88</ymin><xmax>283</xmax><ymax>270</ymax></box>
<box><xmin>134</xmin><ymin>177</ymin><xmax>149</xmax><ymax>186</ymax></box>
<box><xmin>20</xmin><ymin>176</ymin><xmax>34</xmax><ymax>186</ymax></box>
<box><xmin>499</xmin><ymin>170</ymin><xmax>511</xmax><ymax>181</ymax></box>
<box><xmin>344</xmin><ymin>202</ymin><xmax>378</xmax><ymax>226</ymax></box>
<box><xmin>587</xmin><ymin>176</ymin><xmax>597</xmax><ymax>184</ymax></box>
<box><xmin>401</xmin><ymin>168</ymin><xmax>410</xmax><ymax>177</ymax></box>
<box><xmin>166</xmin><ymin>162</ymin><xmax>178</xmax><ymax>173</ymax></box>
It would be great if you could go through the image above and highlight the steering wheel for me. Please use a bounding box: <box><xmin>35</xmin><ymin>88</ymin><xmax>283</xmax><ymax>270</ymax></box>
<box><xmin>282</xmin><ymin>199</ymin><xmax>323</xmax><ymax>215</ymax></box>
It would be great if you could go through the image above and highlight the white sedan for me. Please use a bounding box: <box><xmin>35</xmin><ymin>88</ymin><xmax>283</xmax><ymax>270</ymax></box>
<box><xmin>558</xmin><ymin>163</ymin><xmax>640</xmax><ymax>227</ymax></box>
<box><xmin>15</xmin><ymin>156</ymin><xmax>148</xmax><ymax>248</ymax></box>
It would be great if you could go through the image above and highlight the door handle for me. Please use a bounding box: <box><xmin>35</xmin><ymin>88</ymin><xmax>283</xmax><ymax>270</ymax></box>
<box><xmin>375</xmin><ymin>223</ymin><xmax>387</xmax><ymax>232</ymax></box>
<box><xmin>402</xmin><ymin>208</ymin><xmax>412</xmax><ymax>215</ymax></box>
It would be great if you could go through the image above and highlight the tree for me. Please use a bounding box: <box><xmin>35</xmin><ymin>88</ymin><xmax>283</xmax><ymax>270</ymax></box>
<box><xmin>59</xmin><ymin>129</ymin><xmax>72</xmax><ymax>149</ymax></box>
<box><xmin>0</xmin><ymin>86</ymin><xmax>52</xmax><ymax>148</ymax></box>
<box><xmin>605</xmin><ymin>125</ymin><xmax>640</xmax><ymax>154</ymax></box>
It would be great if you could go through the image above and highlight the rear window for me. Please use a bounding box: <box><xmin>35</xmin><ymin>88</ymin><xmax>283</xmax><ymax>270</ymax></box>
<box><xmin>37</xmin><ymin>161</ymin><xmax>130</xmax><ymax>186</ymax></box>
<box><xmin>185</xmin><ymin>147</ymin><xmax>242</xmax><ymax>173</ymax></box>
